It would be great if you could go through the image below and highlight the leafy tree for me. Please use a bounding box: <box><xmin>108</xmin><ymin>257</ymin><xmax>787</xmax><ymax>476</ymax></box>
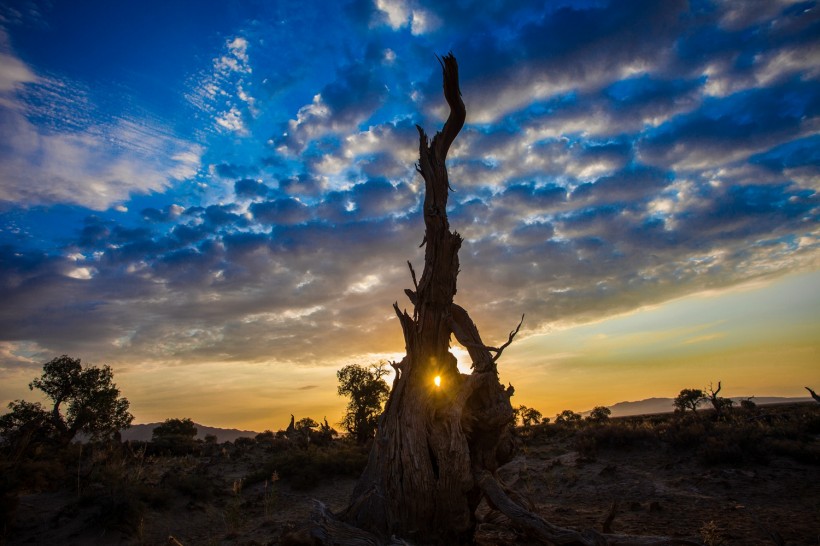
<box><xmin>1</xmin><ymin>355</ymin><xmax>132</xmax><ymax>446</ymax></box>
<box><xmin>517</xmin><ymin>405</ymin><xmax>543</xmax><ymax>427</ymax></box>
<box><xmin>295</xmin><ymin>417</ymin><xmax>320</xmax><ymax>432</ymax></box>
<box><xmin>255</xmin><ymin>430</ymin><xmax>275</xmax><ymax>442</ymax></box>
<box><xmin>337</xmin><ymin>362</ymin><xmax>390</xmax><ymax>444</ymax></box>
<box><xmin>152</xmin><ymin>418</ymin><xmax>198</xmax><ymax>453</ymax></box>
<box><xmin>587</xmin><ymin>406</ymin><xmax>611</xmax><ymax>423</ymax></box>
<box><xmin>0</xmin><ymin>400</ymin><xmax>57</xmax><ymax>450</ymax></box>
<box><xmin>555</xmin><ymin>409</ymin><xmax>582</xmax><ymax>425</ymax></box>
<box><xmin>674</xmin><ymin>388</ymin><xmax>705</xmax><ymax>414</ymax></box>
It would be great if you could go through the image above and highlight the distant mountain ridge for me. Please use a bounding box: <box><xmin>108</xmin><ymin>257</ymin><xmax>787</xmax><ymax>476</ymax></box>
<box><xmin>118</xmin><ymin>397</ymin><xmax>815</xmax><ymax>440</ymax></box>
<box><xmin>602</xmin><ymin>396</ymin><xmax>813</xmax><ymax>417</ymax></box>
<box><xmin>120</xmin><ymin>422</ymin><xmax>259</xmax><ymax>443</ymax></box>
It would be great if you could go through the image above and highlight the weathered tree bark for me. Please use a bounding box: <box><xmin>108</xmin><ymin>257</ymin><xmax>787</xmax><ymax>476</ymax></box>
<box><xmin>291</xmin><ymin>54</ymin><xmax>703</xmax><ymax>546</ymax></box>
<box><xmin>339</xmin><ymin>53</ymin><xmax>517</xmax><ymax>544</ymax></box>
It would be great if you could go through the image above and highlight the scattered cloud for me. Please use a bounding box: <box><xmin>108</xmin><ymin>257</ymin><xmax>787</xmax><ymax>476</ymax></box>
<box><xmin>0</xmin><ymin>0</ymin><xmax>818</xmax><ymax>410</ymax></box>
<box><xmin>0</xmin><ymin>45</ymin><xmax>201</xmax><ymax>210</ymax></box>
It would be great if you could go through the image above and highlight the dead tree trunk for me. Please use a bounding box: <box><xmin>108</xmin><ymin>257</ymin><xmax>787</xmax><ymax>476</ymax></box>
<box><xmin>339</xmin><ymin>53</ymin><xmax>519</xmax><ymax>544</ymax></box>
<box><xmin>292</xmin><ymin>54</ymin><xmax>702</xmax><ymax>546</ymax></box>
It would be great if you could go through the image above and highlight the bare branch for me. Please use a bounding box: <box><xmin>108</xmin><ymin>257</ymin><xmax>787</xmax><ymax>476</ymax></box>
<box><xmin>492</xmin><ymin>314</ymin><xmax>525</xmax><ymax>363</ymax></box>
<box><xmin>407</xmin><ymin>261</ymin><xmax>418</xmax><ymax>292</ymax></box>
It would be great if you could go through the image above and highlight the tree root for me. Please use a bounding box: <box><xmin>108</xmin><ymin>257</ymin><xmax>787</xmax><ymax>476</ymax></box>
<box><xmin>474</xmin><ymin>470</ymin><xmax>703</xmax><ymax>546</ymax></box>
<box><xmin>284</xmin><ymin>485</ymin><xmax>703</xmax><ymax>546</ymax></box>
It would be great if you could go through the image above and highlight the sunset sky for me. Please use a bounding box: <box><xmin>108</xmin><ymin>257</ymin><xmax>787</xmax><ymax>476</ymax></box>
<box><xmin>1</xmin><ymin>0</ymin><xmax>818</xmax><ymax>432</ymax></box>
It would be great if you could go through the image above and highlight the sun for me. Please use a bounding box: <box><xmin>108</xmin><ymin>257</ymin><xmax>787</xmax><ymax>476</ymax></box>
<box><xmin>433</xmin><ymin>375</ymin><xmax>441</xmax><ymax>388</ymax></box>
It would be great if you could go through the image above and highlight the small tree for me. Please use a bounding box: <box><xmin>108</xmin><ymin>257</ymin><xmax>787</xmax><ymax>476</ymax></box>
<box><xmin>337</xmin><ymin>362</ymin><xmax>390</xmax><ymax>444</ymax></box>
<box><xmin>555</xmin><ymin>409</ymin><xmax>582</xmax><ymax>425</ymax></box>
<box><xmin>518</xmin><ymin>405</ymin><xmax>543</xmax><ymax>427</ymax></box>
<box><xmin>313</xmin><ymin>417</ymin><xmax>337</xmax><ymax>447</ymax></box>
<box><xmin>587</xmin><ymin>406</ymin><xmax>611</xmax><ymax>423</ymax></box>
<box><xmin>1</xmin><ymin>355</ymin><xmax>132</xmax><ymax>446</ymax></box>
<box><xmin>705</xmin><ymin>381</ymin><xmax>733</xmax><ymax>420</ymax></box>
<box><xmin>674</xmin><ymin>388</ymin><xmax>705</xmax><ymax>414</ymax></box>
<box><xmin>295</xmin><ymin>417</ymin><xmax>320</xmax><ymax>432</ymax></box>
<box><xmin>739</xmin><ymin>398</ymin><xmax>757</xmax><ymax>411</ymax></box>
<box><xmin>152</xmin><ymin>418</ymin><xmax>198</xmax><ymax>453</ymax></box>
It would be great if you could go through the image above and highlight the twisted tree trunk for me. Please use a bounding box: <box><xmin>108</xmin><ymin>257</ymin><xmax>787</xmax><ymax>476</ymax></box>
<box><xmin>291</xmin><ymin>54</ymin><xmax>702</xmax><ymax>546</ymax></box>
<box><xmin>339</xmin><ymin>54</ymin><xmax>518</xmax><ymax>544</ymax></box>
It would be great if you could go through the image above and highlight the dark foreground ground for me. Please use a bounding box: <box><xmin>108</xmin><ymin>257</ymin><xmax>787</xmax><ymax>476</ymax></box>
<box><xmin>3</xmin><ymin>403</ymin><xmax>819</xmax><ymax>545</ymax></box>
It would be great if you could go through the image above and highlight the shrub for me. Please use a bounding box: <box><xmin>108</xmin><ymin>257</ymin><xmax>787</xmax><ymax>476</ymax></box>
<box><xmin>246</xmin><ymin>442</ymin><xmax>369</xmax><ymax>490</ymax></box>
<box><xmin>555</xmin><ymin>410</ymin><xmax>582</xmax><ymax>425</ymax></box>
<box><xmin>586</xmin><ymin>406</ymin><xmax>611</xmax><ymax>423</ymax></box>
<box><xmin>165</xmin><ymin>472</ymin><xmax>216</xmax><ymax>502</ymax></box>
<box><xmin>151</xmin><ymin>418</ymin><xmax>199</xmax><ymax>455</ymax></box>
<box><xmin>576</xmin><ymin>421</ymin><xmax>655</xmax><ymax>453</ymax></box>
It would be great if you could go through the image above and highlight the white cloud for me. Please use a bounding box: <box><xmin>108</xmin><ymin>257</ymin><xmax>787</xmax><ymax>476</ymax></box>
<box><xmin>187</xmin><ymin>35</ymin><xmax>257</xmax><ymax>135</ymax></box>
<box><xmin>217</xmin><ymin>37</ymin><xmax>251</xmax><ymax>74</ymax></box>
<box><xmin>375</xmin><ymin>0</ymin><xmax>410</xmax><ymax>29</ymax></box>
<box><xmin>215</xmin><ymin>105</ymin><xmax>246</xmax><ymax>133</ymax></box>
<box><xmin>753</xmin><ymin>43</ymin><xmax>820</xmax><ymax>86</ymax></box>
<box><xmin>374</xmin><ymin>0</ymin><xmax>437</xmax><ymax>35</ymax></box>
<box><xmin>66</xmin><ymin>267</ymin><xmax>96</xmax><ymax>280</ymax></box>
<box><xmin>0</xmin><ymin>51</ymin><xmax>36</xmax><ymax>93</ymax></box>
<box><xmin>0</xmin><ymin>51</ymin><xmax>202</xmax><ymax>210</ymax></box>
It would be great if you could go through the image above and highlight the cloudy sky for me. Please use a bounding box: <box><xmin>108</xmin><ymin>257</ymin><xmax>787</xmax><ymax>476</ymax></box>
<box><xmin>1</xmin><ymin>0</ymin><xmax>818</xmax><ymax>431</ymax></box>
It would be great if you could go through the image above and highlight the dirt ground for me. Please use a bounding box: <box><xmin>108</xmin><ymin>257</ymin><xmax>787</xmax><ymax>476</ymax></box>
<box><xmin>6</xmin><ymin>411</ymin><xmax>820</xmax><ymax>545</ymax></box>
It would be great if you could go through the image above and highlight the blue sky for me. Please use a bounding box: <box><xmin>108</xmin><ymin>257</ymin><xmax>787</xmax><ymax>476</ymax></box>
<box><xmin>0</xmin><ymin>0</ymin><xmax>818</xmax><ymax>429</ymax></box>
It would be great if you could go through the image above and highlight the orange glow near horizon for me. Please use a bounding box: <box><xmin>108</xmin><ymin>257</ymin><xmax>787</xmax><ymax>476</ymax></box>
<box><xmin>0</xmin><ymin>271</ymin><xmax>818</xmax><ymax>433</ymax></box>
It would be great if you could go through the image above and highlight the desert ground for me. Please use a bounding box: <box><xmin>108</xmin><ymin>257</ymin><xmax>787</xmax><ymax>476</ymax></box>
<box><xmin>4</xmin><ymin>403</ymin><xmax>819</xmax><ymax>546</ymax></box>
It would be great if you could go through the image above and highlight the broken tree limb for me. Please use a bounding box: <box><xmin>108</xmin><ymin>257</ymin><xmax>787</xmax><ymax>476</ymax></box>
<box><xmin>475</xmin><ymin>470</ymin><xmax>702</xmax><ymax>546</ymax></box>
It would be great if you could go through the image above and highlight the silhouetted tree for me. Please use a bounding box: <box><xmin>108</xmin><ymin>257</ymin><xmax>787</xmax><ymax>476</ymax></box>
<box><xmin>312</xmin><ymin>417</ymin><xmax>337</xmax><ymax>447</ymax></box>
<box><xmin>336</xmin><ymin>362</ymin><xmax>389</xmax><ymax>444</ymax></box>
<box><xmin>705</xmin><ymin>381</ymin><xmax>733</xmax><ymax>419</ymax></box>
<box><xmin>0</xmin><ymin>400</ymin><xmax>56</xmax><ymax>452</ymax></box>
<box><xmin>518</xmin><ymin>405</ymin><xmax>543</xmax><ymax>427</ymax></box>
<box><xmin>0</xmin><ymin>355</ymin><xmax>132</xmax><ymax>446</ymax></box>
<box><xmin>739</xmin><ymin>397</ymin><xmax>757</xmax><ymax>411</ymax></box>
<box><xmin>674</xmin><ymin>388</ymin><xmax>705</xmax><ymax>414</ymax></box>
<box><xmin>555</xmin><ymin>409</ymin><xmax>583</xmax><ymax>425</ymax></box>
<box><xmin>587</xmin><ymin>405</ymin><xmax>612</xmax><ymax>423</ymax></box>
<box><xmin>806</xmin><ymin>386</ymin><xmax>820</xmax><ymax>404</ymax></box>
<box><xmin>295</xmin><ymin>417</ymin><xmax>319</xmax><ymax>431</ymax></box>
<box><xmin>152</xmin><ymin>418</ymin><xmax>198</xmax><ymax>453</ymax></box>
